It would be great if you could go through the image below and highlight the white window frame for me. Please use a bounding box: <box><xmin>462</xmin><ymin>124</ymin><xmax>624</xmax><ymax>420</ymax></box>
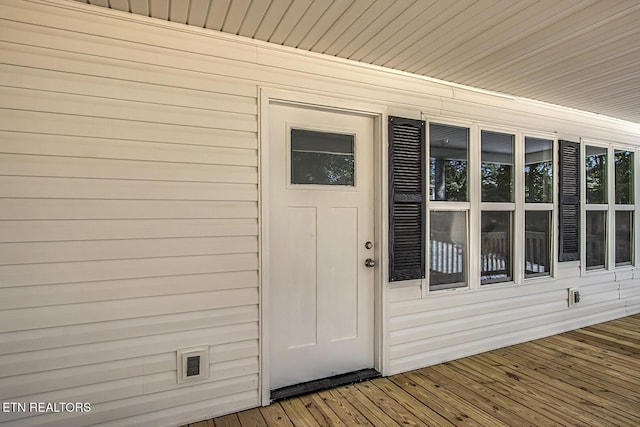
<box><xmin>424</xmin><ymin>118</ymin><xmax>473</xmax><ymax>296</ymax></box>
<box><xmin>581</xmin><ymin>139</ymin><xmax>637</xmax><ymax>274</ymax></box>
<box><xmin>422</xmin><ymin>117</ymin><xmax>561</xmax><ymax>294</ymax></box>
<box><xmin>521</xmin><ymin>132</ymin><xmax>557</xmax><ymax>282</ymax></box>
<box><xmin>478</xmin><ymin>126</ymin><xmax>518</xmax><ymax>287</ymax></box>
<box><xmin>613</xmin><ymin>147</ymin><xmax>636</xmax><ymax>268</ymax></box>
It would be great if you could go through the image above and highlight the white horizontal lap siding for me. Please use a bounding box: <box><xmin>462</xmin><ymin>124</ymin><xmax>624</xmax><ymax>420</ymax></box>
<box><xmin>0</xmin><ymin>1</ymin><xmax>260</xmax><ymax>425</ymax></box>
<box><xmin>387</xmin><ymin>278</ymin><xmax>630</xmax><ymax>374</ymax></box>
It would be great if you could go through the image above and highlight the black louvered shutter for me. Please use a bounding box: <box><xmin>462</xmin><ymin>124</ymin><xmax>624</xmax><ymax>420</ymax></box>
<box><xmin>389</xmin><ymin>116</ymin><xmax>426</xmax><ymax>281</ymax></box>
<box><xmin>558</xmin><ymin>140</ymin><xmax>580</xmax><ymax>261</ymax></box>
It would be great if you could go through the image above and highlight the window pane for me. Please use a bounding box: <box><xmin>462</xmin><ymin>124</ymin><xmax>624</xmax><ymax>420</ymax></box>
<box><xmin>525</xmin><ymin>211</ymin><xmax>551</xmax><ymax>277</ymax></box>
<box><xmin>430</xmin><ymin>211</ymin><xmax>467</xmax><ymax>290</ymax></box>
<box><xmin>524</xmin><ymin>137</ymin><xmax>553</xmax><ymax>203</ymax></box>
<box><xmin>586</xmin><ymin>211</ymin><xmax>607</xmax><ymax>270</ymax></box>
<box><xmin>482</xmin><ymin>131</ymin><xmax>514</xmax><ymax>202</ymax></box>
<box><xmin>429</xmin><ymin>123</ymin><xmax>468</xmax><ymax>201</ymax></box>
<box><xmin>615</xmin><ymin>150</ymin><xmax>634</xmax><ymax>204</ymax></box>
<box><xmin>585</xmin><ymin>146</ymin><xmax>607</xmax><ymax>204</ymax></box>
<box><xmin>481</xmin><ymin>211</ymin><xmax>512</xmax><ymax>284</ymax></box>
<box><xmin>616</xmin><ymin>211</ymin><xmax>633</xmax><ymax>266</ymax></box>
<box><xmin>291</xmin><ymin>129</ymin><xmax>354</xmax><ymax>186</ymax></box>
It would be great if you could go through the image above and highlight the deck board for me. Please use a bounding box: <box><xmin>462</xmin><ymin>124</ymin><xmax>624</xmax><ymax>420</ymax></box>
<box><xmin>186</xmin><ymin>314</ymin><xmax>640</xmax><ymax>427</ymax></box>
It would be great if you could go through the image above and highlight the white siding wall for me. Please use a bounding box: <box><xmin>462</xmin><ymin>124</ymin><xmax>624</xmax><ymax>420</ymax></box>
<box><xmin>0</xmin><ymin>1</ymin><xmax>260</xmax><ymax>426</ymax></box>
<box><xmin>1</xmin><ymin>0</ymin><xmax>639</xmax><ymax>426</ymax></box>
<box><xmin>387</xmin><ymin>265</ymin><xmax>631</xmax><ymax>374</ymax></box>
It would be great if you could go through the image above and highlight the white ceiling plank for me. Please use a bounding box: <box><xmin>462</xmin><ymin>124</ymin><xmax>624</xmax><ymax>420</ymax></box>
<box><xmin>129</xmin><ymin>0</ymin><xmax>149</xmax><ymax>15</ymax></box>
<box><xmin>222</xmin><ymin>0</ymin><xmax>252</xmax><ymax>34</ymax></box>
<box><xmin>474</xmin><ymin>11</ymin><xmax>639</xmax><ymax>90</ymax></box>
<box><xmin>325</xmin><ymin>0</ymin><xmax>410</xmax><ymax>57</ymax></box>
<box><xmin>253</xmin><ymin>0</ymin><xmax>291</xmax><ymax>41</ymax></box>
<box><xmin>238</xmin><ymin>0</ymin><xmax>271</xmax><ymax>38</ymax></box>
<box><xmin>376</xmin><ymin>0</ymin><xmax>475</xmax><ymax>69</ymax></box>
<box><xmin>518</xmin><ymin>53</ymin><xmax>640</xmax><ymax>101</ymax></box>
<box><xmin>498</xmin><ymin>28</ymin><xmax>640</xmax><ymax>98</ymax></box>
<box><xmin>149</xmin><ymin>0</ymin><xmax>169</xmax><ymax>20</ymax></box>
<box><xmin>89</xmin><ymin>0</ymin><xmax>109</xmax><ymax>7</ymax></box>
<box><xmin>283</xmin><ymin>0</ymin><xmax>332</xmax><ymax>48</ymax></box>
<box><xmin>396</xmin><ymin>0</ymin><xmax>504</xmax><ymax>73</ymax></box>
<box><xmin>109</xmin><ymin>0</ymin><xmax>130</xmax><ymax>12</ymax></box>
<box><xmin>336</xmin><ymin>0</ymin><xmax>418</xmax><ymax>59</ymax></box>
<box><xmin>310</xmin><ymin>0</ymin><xmax>375</xmax><ymax>54</ymax></box>
<box><xmin>169</xmin><ymin>0</ymin><xmax>190</xmax><ymax>23</ymax></box>
<box><xmin>437</xmin><ymin>0</ymin><xmax>590</xmax><ymax>81</ymax></box>
<box><xmin>590</xmin><ymin>90</ymin><xmax>640</xmax><ymax>109</ymax></box>
<box><xmin>187</xmin><ymin>0</ymin><xmax>211</xmax><ymax>27</ymax></box>
<box><xmin>204</xmin><ymin>0</ymin><xmax>230</xmax><ymax>30</ymax></box>
<box><xmin>409</xmin><ymin>0</ymin><xmax>538</xmax><ymax>76</ymax></box>
<box><xmin>460</xmin><ymin>0</ymin><xmax>638</xmax><ymax>87</ymax></box>
<box><xmin>348</xmin><ymin>0</ymin><xmax>436</xmax><ymax>62</ymax></box>
<box><xmin>467</xmin><ymin>29</ymin><xmax>640</xmax><ymax>106</ymax></box>
<box><xmin>268</xmin><ymin>0</ymin><xmax>312</xmax><ymax>44</ymax></box>
<box><xmin>297</xmin><ymin>0</ymin><xmax>354</xmax><ymax>51</ymax></box>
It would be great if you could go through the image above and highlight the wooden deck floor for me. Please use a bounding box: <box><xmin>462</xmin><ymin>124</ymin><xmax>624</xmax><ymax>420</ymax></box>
<box><xmin>188</xmin><ymin>315</ymin><xmax>640</xmax><ymax>427</ymax></box>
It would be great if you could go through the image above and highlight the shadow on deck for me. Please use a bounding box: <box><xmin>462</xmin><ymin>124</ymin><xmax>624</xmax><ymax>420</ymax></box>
<box><xmin>187</xmin><ymin>314</ymin><xmax>640</xmax><ymax>426</ymax></box>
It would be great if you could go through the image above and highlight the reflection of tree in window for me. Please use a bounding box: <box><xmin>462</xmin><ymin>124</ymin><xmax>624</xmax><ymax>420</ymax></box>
<box><xmin>525</xmin><ymin>162</ymin><xmax>553</xmax><ymax>202</ymax></box>
<box><xmin>430</xmin><ymin>158</ymin><xmax>467</xmax><ymax>201</ymax></box>
<box><xmin>585</xmin><ymin>147</ymin><xmax>607</xmax><ymax>204</ymax></box>
<box><xmin>481</xmin><ymin>130</ymin><xmax>513</xmax><ymax>203</ymax></box>
<box><xmin>429</xmin><ymin>123</ymin><xmax>468</xmax><ymax>202</ymax></box>
<box><xmin>615</xmin><ymin>150</ymin><xmax>633</xmax><ymax>204</ymax></box>
<box><xmin>291</xmin><ymin>129</ymin><xmax>355</xmax><ymax>186</ymax></box>
<box><xmin>292</xmin><ymin>152</ymin><xmax>354</xmax><ymax>185</ymax></box>
<box><xmin>482</xmin><ymin>163</ymin><xmax>512</xmax><ymax>202</ymax></box>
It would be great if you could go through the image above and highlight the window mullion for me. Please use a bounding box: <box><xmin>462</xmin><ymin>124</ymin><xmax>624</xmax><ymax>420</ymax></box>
<box><xmin>514</xmin><ymin>132</ymin><xmax>525</xmax><ymax>285</ymax></box>
<box><xmin>580</xmin><ymin>140</ymin><xmax>586</xmax><ymax>271</ymax></box>
<box><xmin>480</xmin><ymin>202</ymin><xmax>515</xmax><ymax>211</ymax></box>
<box><xmin>469</xmin><ymin>125</ymin><xmax>481</xmax><ymax>290</ymax></box>
<box><xmin>608</xmin><ymin>146</ymin><xmax>615</xmax><ymax>271</ymax></box>
<box><xmin>524</xmin><ymin>203</ymin><xmax>553</xmax><ymax>211</ymax></box>
<box><xmin>636</xmin><ymin>148</ymin><xmax>640</xmax><ymax>268</ymax></box>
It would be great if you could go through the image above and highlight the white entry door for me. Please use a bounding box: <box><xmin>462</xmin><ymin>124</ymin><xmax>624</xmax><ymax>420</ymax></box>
<box><xmin>268</xmin><ymin>102</ymin><xmax>375</xmax><ymax>390</ymax></box>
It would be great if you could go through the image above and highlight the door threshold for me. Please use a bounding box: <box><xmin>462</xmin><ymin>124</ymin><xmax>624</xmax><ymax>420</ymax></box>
<box><xmin>270</xmin><ymin>368</ymin><xmax>380</xmax><ymax>402</ymax></box>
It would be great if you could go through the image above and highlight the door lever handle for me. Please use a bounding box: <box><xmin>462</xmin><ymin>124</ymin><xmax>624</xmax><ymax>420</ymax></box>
<box><xmin>365</xmin><ymin>258</ymin><xmax>376</xmax><ymax>268</ymax></box>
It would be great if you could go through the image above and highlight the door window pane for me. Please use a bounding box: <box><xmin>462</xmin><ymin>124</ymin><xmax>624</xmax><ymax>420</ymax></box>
<box><xmin>524</xmin><ymin>137</ymin><xmax>553</xmax><ymax>203</ymax></box>
<box><xmin>525</xmin><ymin>211</ymin><xmax>551</xmax><ymax>277</ymax></box>
<box><xmin>586</xmin><ymin>211</ymin><xmax>607</xmax><ymax>270</ymax></box>
<box><xmin>615</xmin><ymin>150</ymin><xmax>634</xmax><ymax>204</ymax></box>
<box><xmin>481</xmin><ymin>211</ymin><xmax>512</xmax><ymax>284</ymax></box>
<box><xmin>482</xmin><ymin>131</ymin><xmax>514</xmax><ymax>202</ymax></box>
<box><xmin>616</xmin><ymin>211</ymin><xmax>633</xmax><ymax>266</ymax></box>
<box><xmin>585</xmin><ymin>146</ymin><xmax>607</xmax><ymax>204</ymax></box>
<box><xmin>429</xmin><ymin>124</ymin><xmax>468</xmax><ymax>201</ymax></box>
<box><xmin>291</xmin><ymin>129</ymin><xmax>354</xmax><ymax>186</ymax></box>
<box><xmin>430</xmin><ymin>211</ymin><xmax>467</xmax><ymax>291</ymax></box>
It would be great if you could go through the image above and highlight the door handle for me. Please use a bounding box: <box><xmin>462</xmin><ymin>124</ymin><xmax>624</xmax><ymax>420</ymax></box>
<box><xmin>365</xmin><ymin>258</ymin><xmax>376</xmax><ymax>268</ymax></box>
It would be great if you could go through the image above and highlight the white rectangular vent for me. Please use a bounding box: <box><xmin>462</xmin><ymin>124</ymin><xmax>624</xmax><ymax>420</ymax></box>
<box><xmin>177</xmin><ymin>347</ymin><xmax>209</xmax><ymax>384</ymax></box>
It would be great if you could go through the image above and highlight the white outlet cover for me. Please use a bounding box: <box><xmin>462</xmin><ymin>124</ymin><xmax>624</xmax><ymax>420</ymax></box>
<box><xmin>568</xmin><ymin>288</ymin><xmax>579</xmax><ymax>307</ymax></box>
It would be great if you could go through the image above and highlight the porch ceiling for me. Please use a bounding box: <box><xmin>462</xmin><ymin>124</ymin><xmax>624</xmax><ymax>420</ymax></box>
<box><xmin>75</xmin><ymin>0</ymin><xmax>640</xmax><ymax>124</ymax></box>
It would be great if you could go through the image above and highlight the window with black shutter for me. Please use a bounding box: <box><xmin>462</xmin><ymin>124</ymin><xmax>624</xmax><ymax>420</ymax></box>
<box><xmin>388</xmin><ymin>116</ymin><xmax>425</xmax><ymax>281</ymax></box>
<box><xmin>558</xmin><ymin>140</ymin><xmax>580</xmax><ymax>261</ymax></box>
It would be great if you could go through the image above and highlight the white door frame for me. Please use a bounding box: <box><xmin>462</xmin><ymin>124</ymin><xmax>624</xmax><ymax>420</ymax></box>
<box><xmin>259</xmin><ymin>88</ymin><xmax>387</xmax><ymax>405</ymax></box>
